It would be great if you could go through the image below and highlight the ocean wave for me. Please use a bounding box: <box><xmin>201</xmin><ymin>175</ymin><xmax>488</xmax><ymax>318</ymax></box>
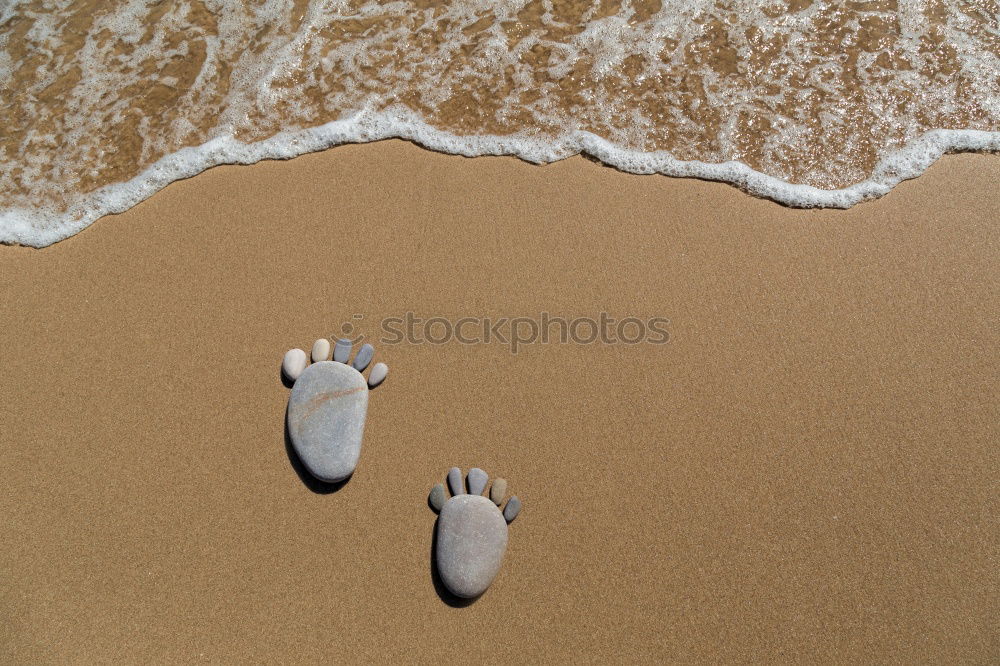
<box><xmin>2</xmin><ymin>107</ymin><xmax>997</xmax><ymax>247</ymax></box>
<box><xmin>2</xmin><ymin>0</ymin><xmax>998</xmax><ymax>246</ymax></box>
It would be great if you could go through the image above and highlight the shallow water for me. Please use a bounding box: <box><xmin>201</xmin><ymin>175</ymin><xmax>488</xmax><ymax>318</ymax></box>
<box><xmin>2</xmin><ymin>0</ymin><xmax>998</xmax><ymax>246</ymax></box>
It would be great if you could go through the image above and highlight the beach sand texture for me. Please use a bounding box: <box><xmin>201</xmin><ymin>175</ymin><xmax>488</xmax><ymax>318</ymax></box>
<box><xmin>1</xmin><ymin>142</ymin><xmax>998</xmax><ymax>662</ymax></box>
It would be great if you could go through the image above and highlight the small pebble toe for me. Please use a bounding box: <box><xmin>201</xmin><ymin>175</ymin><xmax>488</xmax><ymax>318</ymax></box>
<box><xmin>429</xmin><ymin>483</ymin><xmax>446</xmax><ymax>512</ymax></box>
<box><xmin>490</xmin><ymin>478</ymin><xmax>507</xmax><ymax>505</ymax></box>
<box><xmin>503</xmin><ymin>496</ymin><xmax>521</xmax><ymax>523</ymax></box>
<box><xmin>447</xmin><ymin>467</ymin><xmax>465</xmax><ymax>495</ymax></box>
<box><xmin>467</xmin><ymin>468</ymin><xmax>488</xmax><ymax>495</ymax></box>
<box><xmin>353</xmin><ymin>343</ymin><xmax>374</xmax><ymax>371</ymax></box>
<box><xmin>367</xmin><ymin>362</ymin><xmax>388</xmax><ymax>388</ymax></box>
<box><xmin>282</xmin><ymin>348</ymin><xmax>308</xmax><ymax>381</ymax></box>
<box><xmin>333</xmin><ymin>338</ymin><xmax>352</xmax><ymax>363</ymax></box>
<box><xmin>311</xmin><ymin>338</ymin><xmax>331</xmax><ymax>363</ymax></box>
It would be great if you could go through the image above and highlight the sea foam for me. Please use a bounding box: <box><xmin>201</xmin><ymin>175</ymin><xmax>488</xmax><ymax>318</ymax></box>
<box><xmin>2</xmin><ymin>108</ymin><xmax>998</xmax><ymax>248</ymax></box>
<box><xmin>1</xmin><ymin>0</ymin><xmax>998</xmax><ymax>246</ymax></box>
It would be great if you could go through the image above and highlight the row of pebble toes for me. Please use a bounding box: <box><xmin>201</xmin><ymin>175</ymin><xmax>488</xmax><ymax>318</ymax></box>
<box><xmin>431</xmin><ymin>468</ymin><xmax>520</xmax><ymax>523</ymax></box>
<box><xmin>282</xmin><ymin>340</ymin><xmax>387</xmax><ymax>387</ymax></box>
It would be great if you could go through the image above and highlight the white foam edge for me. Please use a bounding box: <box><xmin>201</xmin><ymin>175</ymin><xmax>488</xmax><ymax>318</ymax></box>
<box><xmin>3</xmin><ymin>106</ymin><xmax>998</xmax><ymax>247</ymax></box>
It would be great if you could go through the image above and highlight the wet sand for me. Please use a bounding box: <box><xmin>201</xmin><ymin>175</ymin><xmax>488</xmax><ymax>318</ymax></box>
<box><xmin>1</xmin><ymin>142</ymin><xmax>997</xmax><ymax>662</ymax></box>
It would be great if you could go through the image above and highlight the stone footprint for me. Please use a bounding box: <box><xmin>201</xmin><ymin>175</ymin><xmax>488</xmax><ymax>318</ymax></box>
<box><xmin>282</xmin><ymin>338</ymin><xmax>388</xmax><ymax>483</ymax></box>
<box><xmin>429</xmin><ymin>468</ymin><xmax>521</xmax><ymax>599</ymax></box>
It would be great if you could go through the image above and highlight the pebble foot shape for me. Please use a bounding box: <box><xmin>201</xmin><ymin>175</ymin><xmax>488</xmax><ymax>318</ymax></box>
<box><xmin>283</xmin><ymin>337</ymin><xmax>388</xmax><ymax>483</ymax></box>
<box><xmin>430</xmin><ymin>468</ymin><xmax>522</xmax><ymax>599</ymax></box>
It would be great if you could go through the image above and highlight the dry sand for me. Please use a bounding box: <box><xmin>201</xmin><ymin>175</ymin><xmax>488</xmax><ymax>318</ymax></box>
<box><xmin>1</xmin><ymin>141</ymin><xmax>997</xmax><ymax>663</ymax></box>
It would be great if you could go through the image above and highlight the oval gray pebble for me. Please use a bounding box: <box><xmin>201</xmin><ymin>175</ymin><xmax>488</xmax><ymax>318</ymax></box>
<box><xmin>352</xmin><ymin>343</ymin><xmax>374</xmax><ymax>371</ymax></box>
<box><xmin>311</xmin><ymin>338</ymin><xmax>331</xmax><ymax>363</ymax></box>
<box><xmin>333</xmin><ymin>338</ymin><xmax>352</xmax><ymax>363</ymax></box>
<box><xmin>490</xmin><ymin>478</ymin><xmax>507</xmax><ymax>505</ymax></box>
<box><xmin>282</xmin><ymin>348</ymin><xmax>307</xmax><ymax>381</ymax></box>
<box><xmin>367</xmin><ymin>362</ymin><xmax>388</xmax><ymax>388</ymax></box>
<box><xmin>503</xmin><ymin>496</ymin><xmax>521</xmax><ymax>523</ymax></box>
<box><xmin>447</xmin><ymin>467</ymin><xmax>465</xmax><ymax>496</ymax></box>
<box><xmin>467</xmin><ymin>468</ymin><xmax>488</xmax><ymax>495</ymax></box>
<box><xmin>436</xmin><ymin>495</ymin><xmax>508</xmax><ymax>598</ymax></box>
<box><xmin>429</xmin><ymin>483</ymin><xmax>446</xmax><ymax>512</ymax></box>
<box><xmin>286</xmin><ymin>361</ymin><xmax>369</xmax><ymax>482</ymax></box>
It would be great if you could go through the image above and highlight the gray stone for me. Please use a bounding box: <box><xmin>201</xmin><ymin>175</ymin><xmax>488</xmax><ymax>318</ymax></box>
<box><xmin>447</xmin><ymin>467</ymin><xmax>464</xmax><ymax>495</ymax></box>
<box><xmin>282</xmin><ymin>348</ymin><xmax>307</xmax><ymax>381</ymax></box>
<box><xmin>286</xmin><ymin>360</ymin><xmax>368</xmax><ymax>482</ymax></box>
<box><xmin>352</xmin><ymin>343</ymin><xmax>374</xmax><ymax>371</ymax></box>
<box><xmin>503</xmin><ymin>496</ymin><xmax>521</xmax><ymax>523</ymax></box>
<box><xmin>428</xmin><ymin>483</ymin><xmax>446</xmax><ymax>512</ymax></box>
<box><xmin>311</xmin><ymin>338</ymin><xmax>331</xmax><ymax>363</ymax></box>
<box><xmin>467</xmin><ymin>468</ymin><xmax>488</xmax><ymax>495</ymax></box>
<box><xmin>436</xmin><ymin>495</ymin><xmax>508</xmax><ymax>598</ymax></box>
<box><xmin>367</xmin><ymin>362</ymin><xmax>388</xmax><ymax>388</ymax></box>
<box><xmin>333</xmin><ymin>338</ymin><xmax>352</xmax><ymax>363</ymax></box>
<box><xmin>490</xmin><ymin>478</ymin><xmax>507</xmax><ymax>505</ymax></box>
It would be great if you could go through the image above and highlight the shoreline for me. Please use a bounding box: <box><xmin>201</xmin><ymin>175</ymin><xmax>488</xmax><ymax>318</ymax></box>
<box><xmin>4</xmin><ymin>117</ymin><xmax>1000</xmax><ymax>247</ymax></box>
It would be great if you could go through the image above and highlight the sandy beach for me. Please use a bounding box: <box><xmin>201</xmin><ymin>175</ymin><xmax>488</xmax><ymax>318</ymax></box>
<box><xmin>1</xmin><ymin>141</ymin><xmax>997</xmax><ymax>662</ymax></box>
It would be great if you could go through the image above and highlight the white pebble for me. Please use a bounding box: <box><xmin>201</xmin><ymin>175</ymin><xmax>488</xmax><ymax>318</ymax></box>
<box><xmin>367</xmin><ymin>362</ymin><xmax>388</xmax><ymax>388</ymax></box>
<box><xmin>282</xmin><ymin>348</ymin><xmax>308</xmax><ymax>381</ymax></box>
<box><xmin>311</xmin><ymin>338</ymin><xmax>331</xmax><ymax>363</ymax></box>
